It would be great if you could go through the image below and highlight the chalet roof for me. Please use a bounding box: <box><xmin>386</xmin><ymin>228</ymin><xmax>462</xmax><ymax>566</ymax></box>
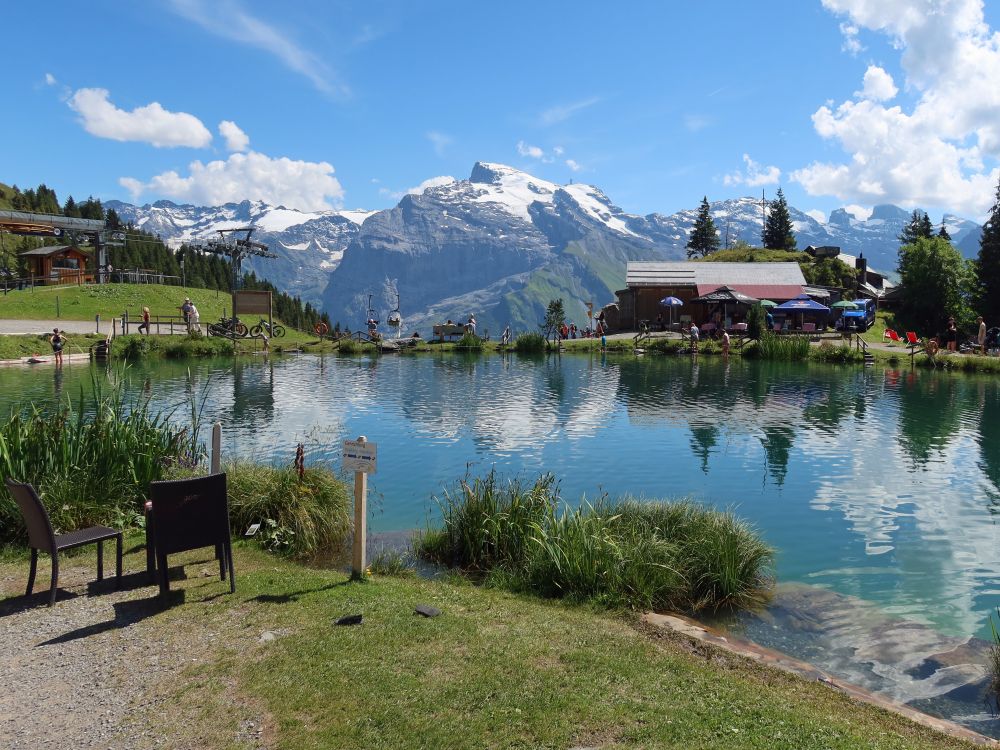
<box><xmin>626</xmin><ymin>261</ymin><xmax>806</xmax><ymax>288</ymax></box>
<box><xmin>18</xmin><ymin>245</ymin><xmax>87</xmax><ymax>257</ymax></box>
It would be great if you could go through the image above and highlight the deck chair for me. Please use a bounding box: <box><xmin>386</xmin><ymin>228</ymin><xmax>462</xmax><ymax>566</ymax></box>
<box><xmin>905</xmin><ymin>331</ymin><xmax>920</xmax><ymax>346</ymax></box>
<box><xmin>148</xmin><ymin>473</ymin><xmax>235</xmax><ymax>599</ymax></box>
<box><xmin>884</xmin><ymin>329</ymin><xmax>902</xmax><ymax>345</ymax></box>
<box><xmin>5</xmin><ymin>478</ymin><xmax>122</xmax><ymax>606</ymax></box>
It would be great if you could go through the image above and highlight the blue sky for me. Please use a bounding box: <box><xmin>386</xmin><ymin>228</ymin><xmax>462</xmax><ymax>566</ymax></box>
<box><xmin>4</xmin><ymin>0</ymin><xmax>1000</xmax><ymax>221</ymax></box>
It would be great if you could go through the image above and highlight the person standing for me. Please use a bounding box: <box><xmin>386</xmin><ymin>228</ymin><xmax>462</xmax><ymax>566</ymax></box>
<box><xmin>179</xmin><ymin>298</ymin><xmax>193</xmax><ymax>333</ymax></box>
<box><xmin>946</xmin><ymin>318</ymin><xmax>958</xmax><ymax>352</ymax></box>
<box><xmin>978</xmin><ymin>316</ymin><xmax>987</xmax><ymax>355</ymax></box>
<box><xmin>690</xmin><ymin>321</ymin><xmax>700</xmax><ymax>353</ymax></box>
<box><xmin>467</xmin><ymin>314</ymin><xmax>477</xmax><ymax>336</ymax></box>
<box><xmin>189</xmin><ymin>303</ymin><xmax>201</xmax><ymax>334</ymax></box>
<box><xmin>721</xmin><ymin>329</ymin><xmax>730</xmax><ymax>357</ymax></box>
<box><xmin>138</xmin><ymin>306</ymin><xmax>151</xmax><ymax>335</ymax></box>
<box><xmin>50</xmin><ymin>328</ymin><xmax>66</xmax><ymax>366</ymax></box>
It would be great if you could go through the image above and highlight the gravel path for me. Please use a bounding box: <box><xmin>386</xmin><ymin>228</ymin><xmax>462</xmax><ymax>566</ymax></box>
<box><xmin>0</xmin><ymin>319</ymin><xmax>102</xmax><ymax>335</ymax></box>
<box><xmin>0</xmin><ymin>556</ymin><xmax>267</xmax><ymax>749</ymax></box>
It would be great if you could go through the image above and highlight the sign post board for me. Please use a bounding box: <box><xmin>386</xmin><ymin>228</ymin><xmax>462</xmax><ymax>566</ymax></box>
<box><xmin>343</xmin><ymin>437</ymin><xmax>377</xmax><ymax>578</ymax></box>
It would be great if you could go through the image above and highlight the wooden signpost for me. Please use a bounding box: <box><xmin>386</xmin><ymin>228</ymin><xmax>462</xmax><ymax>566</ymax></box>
<box><xmin>343</xmin><ymin>436</ymin><xmax>377</xmax><ymax>579</ymax></box>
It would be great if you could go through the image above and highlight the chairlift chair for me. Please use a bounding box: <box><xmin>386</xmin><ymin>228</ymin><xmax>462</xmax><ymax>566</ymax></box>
<box><xmin>387</xmin><ymin>294</ymin><xmax>402</xmax><ymax>339</ymax></box>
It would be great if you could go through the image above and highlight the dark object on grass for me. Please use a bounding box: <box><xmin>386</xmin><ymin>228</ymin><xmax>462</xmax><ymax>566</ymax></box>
<box><xmin>148</xmin><ymin>473</ymin><xmax>235</xmax><ymax>600</ymax></box>
<box><xmin>335</xmin><ymin>614</ymin><xmax>363</xmax><ymax>626</ymax></box>
<box><xmin>414</xmin><ymin>604</ymin><xmax>441</xmax><ymax>618</ymax></box>
<box><xmin>5</xmin><ymin>478</ymin><xmax>122</xmax><ymax>607</ymax></box>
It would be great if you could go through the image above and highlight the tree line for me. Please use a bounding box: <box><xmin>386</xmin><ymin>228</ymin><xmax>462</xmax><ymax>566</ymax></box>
<box><xmin>0</xmin><ymin>182</ymin><xmax>331</xmax><ymax>331</ymax></box>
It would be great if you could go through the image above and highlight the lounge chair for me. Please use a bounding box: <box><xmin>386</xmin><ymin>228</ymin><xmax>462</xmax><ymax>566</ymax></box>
<box><xmin>148</xmin><ymin>473</ymin><xmax>235</xmax><ymax>599</ymax></box>
<box><xmin>906</xmin><ymin>331</ymin><xmax>920</xmax><ymax>347</ymax></box>
<box><xmin>884</xmin><ymin>329</ymin><xmax>902</xmax><ymax>345</ymax></box>
<box><xmin>5</xmin><ymin>478</ymin><xmax>122</xmax><ymax>606</ymax></box>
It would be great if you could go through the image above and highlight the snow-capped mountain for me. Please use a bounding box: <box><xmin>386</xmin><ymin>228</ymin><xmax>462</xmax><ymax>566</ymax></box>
<box><xmin>105</xmin><ymin>199</ymin><xmax>375</xmax><ymax>304</ymax></box>
<box><xmin>106</xmin><ymin>164</ymin><xmax>984</xmax><ymax>333</ymax></box>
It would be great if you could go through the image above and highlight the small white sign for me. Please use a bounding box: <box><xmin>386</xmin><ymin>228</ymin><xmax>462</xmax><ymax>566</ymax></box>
<box><xmin>343</xmin><ymin>440</ymin><xmax>377</xmax><ymax>474</ymax></box>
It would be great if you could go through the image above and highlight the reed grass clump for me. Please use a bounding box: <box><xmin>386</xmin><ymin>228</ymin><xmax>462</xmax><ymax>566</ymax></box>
<box><xmin>224</xmin><ymin>461</ymin><xmax>351</xmax><ymax>557</ymax></box>
<box><xmin>811</xmin><ymin>341</ymin><xmax>864</xmax><ymax>364</ymax></box>
<box><xmin>751</xmin><ymin>332</ymin><xmax>811</xmax><ymax>361</ymax></box>
<box><xmin>513</xmin><ymin>332</ymin><xmax>547</xmax><ymax>353</ymax></box>
<box><xmin>337</xmin><ymin>338</ymin><xmax>360</xmax><ymax>354</ymax></box>
<box><xmin>419</xmin><ymin>471</ymin><xmax>773</xmax><ymax>613</ymax></box>
<box><xmin>455</xmin><ymin>332</ymin><xmax>484</xmax><ymax>350</ymax></box>
<box><xmin>0</xmin><ymin>374</ymin><xmax>186</xmax><ymax>542</ymax></box>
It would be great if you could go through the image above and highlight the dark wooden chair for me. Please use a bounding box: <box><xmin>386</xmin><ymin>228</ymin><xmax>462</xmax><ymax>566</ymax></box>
<box><xmin>148</xmin><ymin>473</ymin><xmax>235</xmax><ymax>599</ymax></box>
<box><xmin>5</xmin><ymin>478</ymin><xmax>122</xmax><ymax>607</ymax></box>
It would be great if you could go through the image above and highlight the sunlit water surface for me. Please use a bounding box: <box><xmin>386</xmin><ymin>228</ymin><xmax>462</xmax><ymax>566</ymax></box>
<box><xmin>5</xmin><ymin>352</ymin><xmax>1000</xmax><ymax>734</ymax></box>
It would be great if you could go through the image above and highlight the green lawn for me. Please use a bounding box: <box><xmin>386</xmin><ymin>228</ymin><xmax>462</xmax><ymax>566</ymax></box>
<box><xmin>28</xmin><ymin>544</ymin><xmax>964</xmax><ymax>750</ymax></box>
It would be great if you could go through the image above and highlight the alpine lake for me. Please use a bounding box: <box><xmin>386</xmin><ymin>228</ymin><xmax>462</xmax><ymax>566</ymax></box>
<box><xmin>4</xmin><ymin>350</ymin><xmax>1000</xmax><ymax>736</ymax></box>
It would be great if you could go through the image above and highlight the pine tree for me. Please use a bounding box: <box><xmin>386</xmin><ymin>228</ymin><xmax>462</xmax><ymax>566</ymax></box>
<box><xmin>761</xmin><ymin>188</ymin><xmax>796</xmax><ymax>250</ymax></box>
<box><xmin>938</xmin><ymin>223</ymin><xmax>951</xmax><ymax>241</ymax></box>
<box><xmin>978</xmin><ymin>176</ymin><xmax>1000</xmax><ymax>322</ymax></box>
<box><xmin>899</xmin><ymin>209</ymin><xmax>933</xmax><ymax>245</ymax></box>
<box><xmin>685</xmin><ymin>196</ymin><xmax>720</xmax><ymax>258</ymax></box>
<box><xmin>920</xmin><ymin>212</ymin><xmax>933</xmax><ymax>239</ymax></box>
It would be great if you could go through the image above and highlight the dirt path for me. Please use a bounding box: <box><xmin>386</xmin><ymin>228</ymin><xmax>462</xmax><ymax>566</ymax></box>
<box><xmin>0</xmin><ymin>553</ymin><xmax>268</xmax><ymax>749</ymax></box>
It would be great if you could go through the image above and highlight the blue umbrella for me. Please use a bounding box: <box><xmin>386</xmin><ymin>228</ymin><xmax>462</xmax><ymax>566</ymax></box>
<box><xmin>659</xmin><ymin>296</ymin><xmax>683</xmax><ymax>327</ymax></box>
<box><xmin>774</xmin><ymin>294</ymin><xmax>830</xmax><ymax>313</ymax></box>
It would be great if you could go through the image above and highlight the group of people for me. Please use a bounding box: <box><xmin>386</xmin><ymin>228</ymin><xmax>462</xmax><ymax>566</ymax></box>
<box><xmin>686</xmin><ymin>322</ymin><xmax>730</xmax><ymax>356</ymax></box>
<box><xmin>557</xmin><ymin>318</ymin><xmax>605</xmax><ymax>341</ymax></box>
<box><xmin>938</xmin><ymin>315</ymin><xmax>990</xmax><ymax>354</ymax></box>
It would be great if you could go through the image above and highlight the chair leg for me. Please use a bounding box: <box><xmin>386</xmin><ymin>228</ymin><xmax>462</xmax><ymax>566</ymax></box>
<box><xmin>97</xmin><ymin>539</ymin><xmax>104</xmax><ymax>581</ymax></box>
<box><xmin>218</xmin><ymin>542</ymin><xmax>226</xmax><ymax>581</ymax></box>
<box><xmin>115</xmin><ymin>533</ymin><xmax>123</xmax><ymax>590</ymax></box>
<box><xmin>226</xmin><ymin>541</ymin><xmax>235</xmax><ymax>594</ymax></box>
<box><xmin>26</xmin><ymin>548</ymin><xmax>37</xmax><ymax>596</ymax></box>
<box><xmin>49</xmin><ymin>553</ymin><xmax>59</xmax><ymax>607</ymax></box>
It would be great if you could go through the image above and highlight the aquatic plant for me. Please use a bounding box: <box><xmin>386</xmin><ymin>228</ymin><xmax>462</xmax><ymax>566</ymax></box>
<box><xmin>369</xmin><ymin>546</ymin><xmax>415</xmax><ymax>577</ymax></box>
<box><xmin>751</xmin><ymin>332</ymin><xmax>811</xmax><ymax>361</ymax></box>
<box><xmin>337</xmin><ymin>338</ymin><xmax>360</xmax><ymax>355</ymax></box>
<box><xmin>513</xmin><ymin>332</ymin><xmax>547</xmax><ymax>353</ymax></box>
<box><xmin>224</xmin><ymin>460</ymin><xmax>351</xmax><ymax>557</ymax></box>
<box><xmin>0</xmin><ymin>369</ymin><xmax>186</xmax><ymax>542</ymax></box>
<box><xmin>455</xmin><ymin>332</ymin><xmax>484</xmax><ymax>350</ymax></box>
<box><xmin>419</xmin><ymin>470</ymin><xmax>773</xmax><ymax>613</ymax></box>
<box><xmin>811</xmin><ymin>341</ymin><xmax>864</xmax><ymax>364</ymax></box>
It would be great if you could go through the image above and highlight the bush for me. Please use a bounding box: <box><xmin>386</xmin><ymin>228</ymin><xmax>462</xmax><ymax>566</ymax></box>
<box><xmin>338</xmin><ymin>338</ymin><xmax>360</xmax><ymax>354</ymax></box>
<box><xmin>225</xmin><ymin>461</ymin><xmax>352</xmax><ymax>557</ymax></box>
<box><xmin>811</xmin><ymin>341</ymin><xmax>863</xmax><ymax>364</ymax></box>
<box><xmin>747</xmin><ymin>304</ymin><xmax>765</xmax><ymax>340</ymax></box>
<box><xmin>513</xmin><ymin>332</ymin><xmax>546</xmax><ymax>353</ymax></box>
<box><xmin>419</xmin><ymin>471</ymin><xmax>773</xmax><ymax>613</ymax></box>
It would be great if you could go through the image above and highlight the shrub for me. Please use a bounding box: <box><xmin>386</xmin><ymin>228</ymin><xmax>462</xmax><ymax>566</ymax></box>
<box><xmin>811</xmin><ymin>341</ymin><xmax>863</xmax><ymax>364</ymax></box>
<box><xmin>747</xmin><ymin>304</ymin><xmax>765</xmax><ymax>340</ymax></box>
<box><xmin>419</xmin><ymin>471</ymin><xmax>773</xmax><ymax>613</ymax></box>
<box><xmin>513</xmin><ymin>332</ymin><xmax>546</xmax><ymax>353</ymax></box>
<box><xmin>225</xmin><ymin>461</ymin><xmax>352</xmax><ymax>557</ymax></box>
<box><xmin>338</xmin><ymin>338</ymin><xmax>359</xmax><ymax>355</ymax></box>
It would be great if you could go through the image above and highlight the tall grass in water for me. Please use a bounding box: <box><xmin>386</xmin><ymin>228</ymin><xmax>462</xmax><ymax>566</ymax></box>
<box><xmin>455</xmin><ymin>332</ymin><xmax>484</xmax><ymax>350</ymax></box>
<box><xmin>0</xmin><ymin>369</ymin><xmax>186</xmax><ymax>541</ymax></box>
<box><xmin>419</xmin><ymin>471</ymin><xmax>773</xmax><ymax>613</ymax></box>
<box><xmin>513</xmin><ymin>332</ymin><xmax>547</xmax><ymax>353</ymax></box>
<box><xmin>752</xmin><ymin>332</ymin><xmax>811</xmax><ymax>361</ymax></box>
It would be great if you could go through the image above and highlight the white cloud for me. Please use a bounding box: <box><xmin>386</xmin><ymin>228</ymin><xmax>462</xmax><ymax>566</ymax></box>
<box><xmin>540</xmin><ymin>96</ymin><xmax>600</xmax><ymax>126</ymax></box>
<box><xmin>844</xmin><ymin>203</ymin><xmax>873</xmax><ymax>221</ymax></box>
<box><xmin>553</xmin><ymin>145</ymin><xmax>565</xmax><ymax>156</ymax></box>
<box><xmin>120</xmin><ymin>151</ymin><xmax>344</xmax><ymax>211</ymax></box>
<box><xmin>565</xmin><ymin>159</ymin><xmax>582</xmax><ymax>172</ymax></box>
<box><xmin>683</xmin><ymin>114</ymin><xmax>712</xmax><ymax>132</ymax></box>
<box><xmin>516</xmin><ymin>140</ymin><xmax>545</xmax><ymax>159</ymax></box>
<box><xmin>723</xmin><ymin>154</ymin><xmax>781</xmax><ymax>187</ymax></box>
<box><xmin>857</xmin><ymin>65</ymin><xmax>898</xmax><ymax>101</ymax></box>
<box><xmin>796</xmin><ymin>0</ymin><xmax>1000</xmax><ymax>215</ymax></box>
<box><xmin>68</xmin><ymin>88</ymin><xmax>212</xmax><ymax>148</ymax></box>
<box><xmin>805</xmin><ymin>209</ymin><xmax>827</xmax><ymax>223</ymax></box>
<box><xmin>218</xmin><ymin>120</ymin><xmax>250</xmax><ymax>152</ymax></box>
<box><xmin>839</xmin><ymin>22</ymin><xmax>865</xmax><ymax>55</ymax></box>
<box><xmin>44</xmin><ymin>73</ymin><xmax>56</xmax><ymax>86</ymax></box>
<box><xmin>167</xmin><ymin>0</ymin><xmax>342</xmax><ymax>95</ymax></box>
<box><xmin>426</xmin><ymin>131</ymin><xmax>452</xmax><ymax>157</ymax></box>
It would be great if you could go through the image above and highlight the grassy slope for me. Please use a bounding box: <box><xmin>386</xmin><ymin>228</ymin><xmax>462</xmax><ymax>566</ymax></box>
<box><xmin>0</xmin><ymin>283</ymin><xmax>232</xmax><ymax>322</ymax></box>
<box><xmin>0</xmin><ymin>543</ymin><xmax>971</xmax><ymax>750</ymax></box>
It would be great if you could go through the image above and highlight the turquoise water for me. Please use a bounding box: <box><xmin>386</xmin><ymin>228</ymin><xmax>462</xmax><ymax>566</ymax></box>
<box><xmin>4</xmin><ymin>352</ymin><xmax>1000</xmax><ymax>730</ymax></box>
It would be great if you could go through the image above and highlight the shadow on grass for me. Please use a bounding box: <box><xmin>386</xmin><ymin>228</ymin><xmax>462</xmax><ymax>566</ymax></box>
<box><xmin>249</xmin><ymin>579</ymin><xmax>352</xmax><ymax>605</ymax></box>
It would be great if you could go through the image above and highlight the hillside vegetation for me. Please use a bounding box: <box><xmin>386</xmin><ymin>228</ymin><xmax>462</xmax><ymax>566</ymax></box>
<box><xmin>700</xmin><ymin>245</ymin><xmax>858</xmax><ymax>288</ymax></box>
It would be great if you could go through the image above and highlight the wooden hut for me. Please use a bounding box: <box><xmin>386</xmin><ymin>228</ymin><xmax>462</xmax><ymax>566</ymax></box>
<box><xmin>18</xmin><ymin>245</ymin><xmax>92</xmax><ymax>285</ymax></box>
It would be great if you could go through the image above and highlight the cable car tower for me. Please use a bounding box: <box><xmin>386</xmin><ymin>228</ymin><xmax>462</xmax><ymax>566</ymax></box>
<box><xmin>201</xmin><ymin>226</ymin><xmax>276</xmax><ymax>293</ymax></box>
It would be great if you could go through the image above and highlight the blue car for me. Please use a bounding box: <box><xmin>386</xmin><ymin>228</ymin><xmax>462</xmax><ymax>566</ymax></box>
<box><xmin>839</xmin><ymin>298</ymin><xmax>876</xmax><ymax>331</ymax></box>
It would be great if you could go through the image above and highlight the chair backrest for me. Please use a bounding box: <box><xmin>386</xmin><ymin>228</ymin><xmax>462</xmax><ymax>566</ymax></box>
<box><xmin>4</xmin><ymin>479</ymin><xmax>55</xmax><ymax>553</ymax></box>
<box><xmin>906</xmin><ymin>331</ymin><xmax>919</xmax><ymax>344</ymax></box>
<box><xmin>149</xmin><ymin>473</ymin><xmax>231</xmax><ymax>556</ymax></box>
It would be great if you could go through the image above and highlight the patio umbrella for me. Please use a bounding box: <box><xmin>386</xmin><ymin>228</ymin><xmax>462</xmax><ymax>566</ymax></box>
<box><xmin>690</xmin><ymin>286</ymin><xmax>759</xmax><ymax>329</ymax></box>
<box><xmin>774</xmin><ymin>294</ymin><xmax>830</xmax><ymax>313</ymax></box>
<box><xmin>831</xmin><ymin>300</ymin><xmax>859</xmax><ymax>310</ymax></box>
<box><xmin>659</xmin><ymin>296</ymin><xmax>682</xmax><ymax>326</ymax></box>
<box><xmin>756</xmin><ymin>299</ymin><xmax>777</xmax><ymax>308</ymax></box>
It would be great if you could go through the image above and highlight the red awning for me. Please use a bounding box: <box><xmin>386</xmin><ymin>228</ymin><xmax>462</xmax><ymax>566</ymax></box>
<box><xmin>694</xmin><ymin>284</ymin><xmax>804</xmax><ymax>300</ymax></box>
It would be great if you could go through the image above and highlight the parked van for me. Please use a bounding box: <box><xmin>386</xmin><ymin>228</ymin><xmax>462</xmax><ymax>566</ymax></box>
<box><xmin>839</xmin><ymin>298</ymin><xmax>876</xmax><ymax>331</ymax></box>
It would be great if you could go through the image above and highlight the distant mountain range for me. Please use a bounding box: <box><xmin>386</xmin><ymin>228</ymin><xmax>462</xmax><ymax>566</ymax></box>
<box><xmin>107</xmin><ymin>164</ymin><xmax>984</xmax><ymax>334</ymax></box>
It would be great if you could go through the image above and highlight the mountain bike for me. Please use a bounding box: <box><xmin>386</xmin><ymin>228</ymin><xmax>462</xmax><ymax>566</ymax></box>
<box><xmin>208</xmin><ymin>316</ymin><xmax>249</xmax><ymax>338</ymax></box>
<box><xmin>250</xmin><ymin>318</ymin><xmax>286</xmax><ymax>338</ymax></box>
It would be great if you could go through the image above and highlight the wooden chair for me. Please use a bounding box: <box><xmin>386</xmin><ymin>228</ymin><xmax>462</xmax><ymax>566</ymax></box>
<box><xmin>5</xmin><ymin>478</ymin><xmax>122</xmax><ymax>606</ymax></box>
<box><xmin>148</xmin><ymin>473</ymin><xmax>234</xmax><ymax>599</ymax></box>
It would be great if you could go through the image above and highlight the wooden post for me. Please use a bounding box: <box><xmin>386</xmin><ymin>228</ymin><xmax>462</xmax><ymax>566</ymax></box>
<box><xmin>352</xmin><ymin>435</ymin><xmax>368</xmax><ymax>580</ymax></box>
<box><xmin>210</xmin><ymin>422</ymin><xmax>222</xmax><ymax>474</ymax></box>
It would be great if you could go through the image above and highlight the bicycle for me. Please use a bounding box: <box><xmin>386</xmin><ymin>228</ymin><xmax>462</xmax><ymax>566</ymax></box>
<box><xmin>249</xmin><ymin>318</ymin><xmax>286</xmax><ymax>338</ymax></box>
<box><xmin>208</xmin><ymin>316</ymin><xmax>249</xmax><ymax>338</ymax></box>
